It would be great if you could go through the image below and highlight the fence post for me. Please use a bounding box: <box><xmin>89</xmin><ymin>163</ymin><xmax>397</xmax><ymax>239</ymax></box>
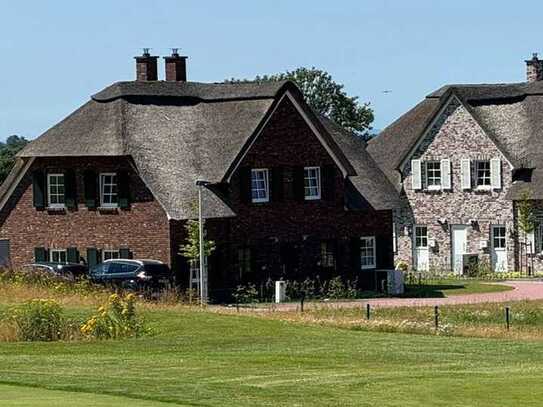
<box><xmin>366</xmin><ymin>303</ymin><xmax>371</xmax><ymax>320</ymax></box>
<box><xmin>505</xmin><ymin>306</ymin><xmax>510</xmax><ymax>331</ymax></box>
<box><xmin>434</xmin><ymin>306</ymin><xmax>439</xmax><ymax>330</ymax></box>
<box><xmin>300</xmin><ymin>292</ymin><xmax>305</xmax><ymax>313</ymax></box>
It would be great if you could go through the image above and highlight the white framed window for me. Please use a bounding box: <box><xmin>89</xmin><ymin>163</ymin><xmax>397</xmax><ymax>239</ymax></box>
<box><xmin>425</xmin><ymin>161</ymin><xmax>441</xmax><ymax>189</ymax></box>
<box><xmin>475</xmin><ymin>160</ymin><xmax>491</xmax><ymax>188</ymax></box>
<box><xmin>492</xmin><ymin>226</ymin><xmax>506</xmax><ymax>249</ymax></box>
<box><xmin>415</xmin><ymin>226</ymin><xmax>428</xmax><ymax>248</ymax></box>
<box><xmin>47</xmin><ymin>173</ymin><xmax>65</xmax><ymax>208</ymax></box>
<box><xmin>100</xmin><ymin>173</ymin><xmax>118</xmax><ymax>208</ymax></box>
<box><xmin>251</xmin><ymin>169</ymin><xmax>269</xmax><ymax>203</ymax></box>
<box><xmin>360</xmin><ymin>236</ymin><xmax>376</xmax><ymax>269</ymax></box>
<box><xmin>50</xmin><ymin>249</ymin><xmax>67</xmax><ymax>263</ymax></box>
<box><xmin>320</xmin><ymin>241</ymin><xmax>336</xmax><ymax>268</ymax></box>
<box><xmin>304</xmin><ymin>166</ymin><xmax>321</xmax><ymax>200</ymax></box>
<box><xmin>103</xmin><ymin>250</ymin><xmax>120</xmax><ymax>262</ymax></box>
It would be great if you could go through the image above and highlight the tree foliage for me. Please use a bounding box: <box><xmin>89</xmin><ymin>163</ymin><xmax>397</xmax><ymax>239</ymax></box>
<box><xmin>227</xmin><ymin>67</ymin><xmax>374</xmax><ymax>139</ymax></box>
<box><xmin>179</xmin><ymin>219</ymin><xmax>216</xmax><ymax>261</ymax></box>
<box><xmin>518</xmin><ymin>190</ymin><xmax>535</xmax><ymax>235</ymax></box>
<box><xmin>0</xmin><ymin>135</ymin><xmax>28</xmax><ymax>183</ymax></box>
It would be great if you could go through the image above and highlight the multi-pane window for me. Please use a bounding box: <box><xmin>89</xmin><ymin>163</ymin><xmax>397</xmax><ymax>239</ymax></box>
<box><xmin>415</xmin><ymin>226</ymin><xmax>428</xmax><ymax>248</ymax></box>
<box><xmin>100</xmin><ymin>173</ymin><xmax>118</xmax><ymax>207</ymax></box>
<box><xmin>304</xmin><ymin>166</ymin><xmax>321</xmax><ymax>200</ymax></box>
<box><xmin>492</xmin><ymin>226</ymin><xmax>506</xmax><ymax>249</ymax></box>
<box><xmin>236</xmin><ymin>247</ymin><xmax>252</xmax><ymax>279</ymax></box>
<box><xmin>251</xmin><ymin>169</ymin><xmax>269</xmax><ymax>203</ymax></box>
<box><xmin>47</xmin><ymin>174</ymin><xmax>65</xmax><ymax>208</ymax></box>
<box><xmin>103</xmin><ymin>250</ymin><xmax>120</xmax><ymax>262</ymax></box>
<box><xmin>425</xmin><ymin>161</ymin><xmax>441</xmax><ymax>188</ymax></box>
<box><xmin>50</xmin><ymin>249</ymin><xmax>67</xmax><ymax>263</ymax></box>
<box><xmin>320</xmin><ymin>241</ymin><xmax>336</xmax><ymax>268</ymax></box>
<box><xmin>476</xmin><ymin>161</ymin><xmax>491</xmax><ymax>187</ymax></box>
<box><xmin>360</xmin><ymin>236</ymin><xmax>376</xmax><ymax>269</ymax></box>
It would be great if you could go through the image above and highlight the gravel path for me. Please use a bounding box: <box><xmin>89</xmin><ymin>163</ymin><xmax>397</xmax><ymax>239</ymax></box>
<box><xmin>261</xmin><ymin>281</ymin><xmax>543</xmax><ymax>311</ymax></box>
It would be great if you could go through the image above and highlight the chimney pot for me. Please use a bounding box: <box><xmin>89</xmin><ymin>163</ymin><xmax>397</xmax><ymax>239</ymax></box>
<box><xmin>134</xmin><ymin>48</ymin><xmax>158</xmax><ymax>81</ymax></box>
<box><xmin>164</xmin><ymin>49</ymin><xmax>188</xmax><ymax>82</ymax></box>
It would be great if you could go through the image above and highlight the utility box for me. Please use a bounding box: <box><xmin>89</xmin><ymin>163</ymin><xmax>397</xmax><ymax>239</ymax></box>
<box><xmin>275</xmin><ymin>281</ymin><xmax>286</xmax><ymax>303</ymax></box>
<box><xmin>386</xmin><ymin>270</ymin><xmax>404</xmax><ymax>295</ymax></box>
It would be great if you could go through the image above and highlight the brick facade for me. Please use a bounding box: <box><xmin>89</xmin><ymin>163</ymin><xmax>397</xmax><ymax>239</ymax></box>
<box><xmin>395</xmin><ymin>97</ymin><xmax>515</xmax><ymax>273</ymax></box>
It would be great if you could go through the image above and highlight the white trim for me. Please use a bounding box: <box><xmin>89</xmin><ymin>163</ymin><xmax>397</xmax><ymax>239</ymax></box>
<box><xmin>47</xmin><ymin>173</ymin><xmax>66</xmax><ymax>209</ymax></box>
<box><xmin>250</xmin><ymin>168</ymin><xmax>270</xmax><ymax>203</ymax></box>
<box><xmin>99</xmin><ymin>172</ymin><xmax>119</xmax><ymax>208</ymax></box>
<box><xmin>49</xmin><ymin>249</ymin><xmax>67</xmax><ymax>263</ymax></box>
<box><xmin>0</xmin><ymin>157</ymin><xmax>35</xmax><ymax>212</ymax></box>
<box><xmin>304</xmin><ymin>166</ymin><xmax>321</xmax><ymax>200</ymax></box>
<box><xmin>226</xmin><ymin>90</ymin><xmax>349</xmax><ymax>182</ymax></box>
<box><xmin>360</xmin><ymin>236</ymin><xmax>376</xmax><ymax>269</ymax></box>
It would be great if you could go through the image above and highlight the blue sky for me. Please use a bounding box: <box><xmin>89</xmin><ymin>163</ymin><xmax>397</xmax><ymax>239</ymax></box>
<box><xmin>1</xmin><ymin>0</ymin><xmax>541</xmax><ymax>140</ymax></box>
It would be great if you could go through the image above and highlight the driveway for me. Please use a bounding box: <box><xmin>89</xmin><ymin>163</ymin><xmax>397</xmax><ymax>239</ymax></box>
<box><xmin>262</xmin><ymin>281</ymin><xmax>543</xmax><ymax>311</ymax></box>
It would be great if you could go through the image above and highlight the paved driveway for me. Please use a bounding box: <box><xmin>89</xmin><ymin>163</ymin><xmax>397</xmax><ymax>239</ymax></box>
<box><xmin>264</xmin><ymin>281</ymin><xmax>543</xmax><ymax>311</ymax></box>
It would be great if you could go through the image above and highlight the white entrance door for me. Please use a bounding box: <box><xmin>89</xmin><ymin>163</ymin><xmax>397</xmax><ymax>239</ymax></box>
<box><xmin>491</xmin><ymin>225</ymin><xmax>507</xmax><ymax>272</ymax></box>
<box><xmin>414</xmin><ymin>226</ymin><xmax>429</xmax><ymax>271</ymax></box>
<box><xmin>451</xmin><ymin>225</ymin><xmax>468</xmax><ymax>274</ymax></box>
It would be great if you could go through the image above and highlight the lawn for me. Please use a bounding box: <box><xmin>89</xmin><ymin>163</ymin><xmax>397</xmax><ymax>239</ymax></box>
<box><xmin>403</xmin><ymin>279</ymin><xmax>513</xmax><ymax>298</ymax></box>
<box><xmin>1</xmin><ymin>305</ymin><xmax>543</xmax><ymax>406</ymax></box>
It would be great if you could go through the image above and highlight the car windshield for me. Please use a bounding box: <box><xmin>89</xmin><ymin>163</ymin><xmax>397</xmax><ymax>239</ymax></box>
<box><xmin>143</xmin><ymin>264</ymin><xmax>170</xmax><ymax>276</ymax></box>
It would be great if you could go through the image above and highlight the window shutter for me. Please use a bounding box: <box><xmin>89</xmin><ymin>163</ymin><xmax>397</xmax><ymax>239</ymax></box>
<box><xmin>293</xmin><ymin>167</ymin><xmax>305</xmax><ymax>201</ymax></box>
<box><xmin>86</xmin><ymin>248</ymin><xmax>100</xmax><ymax>268</ymax></box>
<box><xmin>67</xmin><ymin>247</ymin><xmax>79</xmax><ymax>263</ymax></box>
<box><xmin>239</xmin><ymin>167</ymin><xmax>251</xmax><ymax>203</ymax></box>
<box><xmin>490</xmin><ymin>158</ymin><xmax>502</xmax><ymax>190</ymax></box>
<box><xmin>411</xmin><ymin>160</ymin><xmax>422</xmax><ymax>190</ymax></box>
<box><xmin>527</xmin><ymin>230</ymin><xmax>536</xmax><ymax>254</ymax></box>
<box><xmin>350</xmin><ymin>237</ymin><xmax>361</xmax><ymax>272</ymax></box>
<box><xmin>376</xmin><ymin>235</ymin><xmax>392</xmax><ymax>269</ymax></box>
<box><xmin>118</xmin><ymin>171</ymin><xmax>130</xmax><ymax>209</ymax></box>
<box><xmin>32</xmin><ymin>170</ymin><xmax>46</xmax><ymax>209</ymax></box>
<box><xmin>441</xmin><ymin>159</ymin><xmax>451</xmax><ymax>190</ymax></box>
<box><xmin>461</xmin><ymin>159</ymin><xmax>471</xmax><ymax>190</ymax></box>
<box><xmin>64</xmin><ymin>169</ymin><xmax>77</xmax><ymax>209</ymax></box>
<box><xmin>83</xmin><ymin>170</ymin><xmax>98</xmax><ymax>208</ymax></box>
<box><xmin>271</xmin><ymin>168</ymin><xmax>284</xmax><ymax>202</ymax></box>
<box><xmin>321</xmin><ymin>165</ymin><xmax>336</xmax><ymax>201</ymax></box>
<box><xmin>119</xmin><ymin>248</ymin><xmax>132</xmax><ymax>259</ymax></box>
<box><xmin>34</xmin><ymin>247</ymin><xmax>47</xmax><ymax>262</ymax></box>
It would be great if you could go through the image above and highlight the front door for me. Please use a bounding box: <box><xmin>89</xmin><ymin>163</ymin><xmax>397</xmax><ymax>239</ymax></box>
<box><xmin>414</xmin><ymin>226</ymin><xmax>429</xmax><ymax>272</ymax></box>
<box><xmin>491</xmin><ymin>225</ymin><xmax>507</xmax><ymax>272</ymax></box>
<box><xmin>451</xmin><ymin>225</ymin><xmax>468</xmax><ymax>274</ymax></box>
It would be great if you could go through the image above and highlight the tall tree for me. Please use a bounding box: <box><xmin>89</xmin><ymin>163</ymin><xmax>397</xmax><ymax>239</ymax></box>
<box><xmin>0</xmin><ymin>135</ymin><xmax>28</xmax><ymax>183</ymax></box>
<box><xmin>227</xmin><ymin>67</ymin><xmax>374</xmax><ymax>139</ymax></box>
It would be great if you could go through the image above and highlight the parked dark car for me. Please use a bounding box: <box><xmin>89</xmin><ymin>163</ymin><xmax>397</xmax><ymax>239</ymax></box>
<box><xmin>22</xmin><ymin>262</ymin><xmax>88</xmax><ymax>281</ymax></box>
<box><xmin>88</xmin><ymin>259</ymin><xmax>173</xmax><ymax>290</ymax></box>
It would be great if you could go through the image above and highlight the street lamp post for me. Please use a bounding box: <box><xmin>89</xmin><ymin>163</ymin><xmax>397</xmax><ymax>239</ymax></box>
<box><xmin>196</xmin><ymin>179</ymin><xmax>210</xmax><ymax>305</ymax></box>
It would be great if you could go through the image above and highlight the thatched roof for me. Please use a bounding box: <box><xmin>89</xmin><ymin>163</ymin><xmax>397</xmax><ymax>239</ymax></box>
<box><xmin>15</xmin><ymin>80</ymin><xmax>398</xmax><ymax>218</ymax></box>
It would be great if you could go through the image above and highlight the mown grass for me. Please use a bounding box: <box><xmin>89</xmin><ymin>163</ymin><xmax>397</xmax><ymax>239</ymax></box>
<box><xmin>403</xmin><ymin>279</ymin><xmax>513</xmax><ymax>298</ymax></box>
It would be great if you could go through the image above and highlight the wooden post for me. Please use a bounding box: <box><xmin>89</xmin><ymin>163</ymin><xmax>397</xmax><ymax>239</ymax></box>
<box><xmin>300</xmin><ymin>292</ymin><xmax>305</xmax><ymax>313</ymax></box>
<box><xmin>366</xmin><ymin>303</ymin><xmax>371</xmax><ymax>320</ymax></box>
<box><xmin>434</xmin><ymin>306</ymin><xmax>439</xmax><ymax>330</ymax></box>
<box><xmin>505</xmin><ymin>306</ymin><xmax>510</xmax><ymax>331</ymax></box>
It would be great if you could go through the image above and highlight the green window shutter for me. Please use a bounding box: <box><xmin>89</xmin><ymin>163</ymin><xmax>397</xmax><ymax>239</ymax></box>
<box><xmin>119</xmin><ymin>248</ymin><xmax>132</xmax><ymax>259</ymax></box>
<box><xmin>293</xmin><ymin>167</ymin><xmax>305</xmax><ymax>202</ymax></box>
<box><xmin>64</xmin><ymin>169</ymin><xmax>77</xmax><ymax>209</ymax></box>
<box><xmin>83</xmin><ymin>170</ymin><xmax>97</xmax><ymax>209</ymax></box>
<box><xmin>34</xmin><ymin>247</ymin><xmax>47</xmax><ymax>262</ymax></box>
<box><xmin>32</xmin><ymin>170</ymin><xmax>46</xmax><ymax>209</ymax></box>
<box><xmin>321</xmin><ymin>165</ymin><xmax>336</xmax><ymax>201</ymax></box>
<box><xmin>271</xmin><ymin>168</ymin><xmax>284</xmax><ymax>202</ymax></box>
<box><xmin>118</xmin><ymin>171</ymin><xmax>130</xmax><ymax>209</ymax></box>
<box><xmin>350</xmin><ymin>237</ymin><xmax>361</xmax><ymax>272</ymax></box>
<box><xmin>86</xmin><ymin>248</ymin><xmax>99</xmax><ymax>269</ymax></box>
<box><xmin>67</xmin><ymin>247</ymin><xmax>79</xmax><ymax>263</ymax></box>
<box><xmin>239</xmin><ymin>167</ymin><xmax>251</xmax><ymax>203</ymax></box>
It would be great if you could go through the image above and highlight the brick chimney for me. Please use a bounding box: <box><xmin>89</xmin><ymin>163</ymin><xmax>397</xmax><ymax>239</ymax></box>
<box><xmin>526</xmin><ymin>53</ymin><xmax>543</xmax><ymax>82</ymax></box>
<box><xmin>163</xmin><ymin>48</ymin><xmax>188</xmax><ymax>82</ymax></box>
<box><xmin>135</xmin><ymin>49</ymin><xmax>158</xmax><ymax>81</ymax></box>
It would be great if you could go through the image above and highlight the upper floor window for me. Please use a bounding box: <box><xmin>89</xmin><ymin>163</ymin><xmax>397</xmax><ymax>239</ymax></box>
<box><xmin>251</xmin><ymin>169</ymin><xmax>269</xmax><ymax>203</ymax></box>
<box><xmin>100</xmin><ymin>173</ymin><xmax>118</xmax><ymax>208</ymax></box>
<box><xmin>304</xmin><ymin>166</ymin><xmax>321</xmax><ymax>200</ymax></box>
<box><xmin>425</xmin><ymin>161</ymin><xmax>441</xmax><ymax>189</ymax></box>
<box><xmin>360</xmin><ymin>236</ymin><xmax>376</xmax><ymax>269</ymax></box>
<box><xmin>47</xmin><ymin>174</ymin><xmax>65</xmax><ymax>208</ymax></box>
<box><xmin>475</xmin><ymin>160</ymin><xmax>491</xmax><ymax>188</ymax></box>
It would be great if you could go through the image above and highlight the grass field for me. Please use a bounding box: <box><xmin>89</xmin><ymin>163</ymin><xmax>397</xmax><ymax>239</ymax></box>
<box><xmin>403</xmin><ymin>279</ymin><xmax>513</xmax><ymax>298</ymax></box>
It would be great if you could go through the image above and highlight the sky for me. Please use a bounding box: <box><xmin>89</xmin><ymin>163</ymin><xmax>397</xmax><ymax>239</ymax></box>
<box><xmin>1</xmin><ymin>0</ymin><xmax>542</xmax><ymax>140</ymax></box>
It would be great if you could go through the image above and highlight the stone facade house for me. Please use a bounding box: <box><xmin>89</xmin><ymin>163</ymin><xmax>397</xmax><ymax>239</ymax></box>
<box><xmin>367</xmin><ymin>54</ymin><xmax>543</xmax><ymax>275</ymax></box>
<box><xmin>0</xmin><ymin>51</ymin><xmax>399</xmax><ymax>300</ymax></box>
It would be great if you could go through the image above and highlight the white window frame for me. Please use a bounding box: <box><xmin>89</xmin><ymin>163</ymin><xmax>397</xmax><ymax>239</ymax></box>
<box><xmin>492</xmin><ymin>225</ymin><xmax>506</xmax><ymax>249</ymax></box>
<box><xmin>49</xmin><ymin>249</ymin><xmax>67</xmax><ymax>263</ymax></box>
<box><xmin>360</xmin><ymin>236</ymin><xmax>376</xmax><ymax>270</ymax></box>
<box><xmin>425</xmin><ymin>161</ymin><xmax>441</xmax><ymax>190</ymax></box>
<box><xmin>415</xmin><ymin>226</ymin><xmax>428</xmax><ymax>248</ymax></box>
<box><xmin>304</xmin><ymin>166</ymin><xmax>321</xmax><ymax>200</ymax></box>
<box><xmin>250</xmin><ymin>169</ymin><xmax>269</xmax><ymax>203</ymax></box>
<box><xmin>47</xmin><ymin>173</ymin><xmax>66</xmax><ymax>209</ymax></box>
<box><xmin>102</xmin><ymin>249</ymin><xmax>120</xmax><ymax>262</ymax></box>
<box><xmin>100</xmin><ymin>173</ymin><xmax>119</xmax><ymax>208</ymax></box>
<box><xmin>475</xmin><ymin>160</ymin><xmax>492</xmax><ymax>190</ymax></box>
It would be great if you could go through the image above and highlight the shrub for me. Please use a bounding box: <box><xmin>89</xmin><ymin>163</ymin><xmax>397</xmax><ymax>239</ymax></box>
<box><xmin>81</xmin><ymin>293</ymin><xmax>147</xmax><ymax>340</ymax></box>
<box><xmin>8</xmin><ymin>299</ymin><xmax>64</xmax><ymax>341</ymax></box>
<box><xmin>232</xmin><ymin>284</ymin><xmax>259</xmax><ymax>304</ymax></box>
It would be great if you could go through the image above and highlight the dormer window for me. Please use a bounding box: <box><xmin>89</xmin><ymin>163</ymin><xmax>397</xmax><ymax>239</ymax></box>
<box><xmin>475</xmin><ymin>160</ymin><xmax>491</xmax><ymax>188</ymax></box>
<box><xmin>251</xmin><ymin>169</ymin><xmax>269</xmax><ymax>203</ymax></box>
<box><xmin>304</xmin><ymin>167</ymin><xmax>321</xmax><ymax>200</ymax></box>
<box><xmin>100</xmin><ymin>173</ymin><xmax>118</xmax><ymax>208</ymax></box>
<box><xmin>425</xmin><ymin>161</ymin><xmax>441</xmax><ymax>189</ymax></box>
<box><xmin>47</xmin><ymin>174</ymin><xmax>65</xmax><ymax>208</ymax></box>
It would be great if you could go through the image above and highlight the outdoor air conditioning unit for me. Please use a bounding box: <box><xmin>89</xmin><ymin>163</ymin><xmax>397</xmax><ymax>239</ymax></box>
<box><xmin>462</xmin><ymin>254</ymin><xmax>479</xmax><ymax>275</ymax></box>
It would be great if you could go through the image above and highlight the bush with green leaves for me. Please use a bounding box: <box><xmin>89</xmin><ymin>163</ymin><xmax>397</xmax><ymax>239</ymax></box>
<box><xmin>232</xmin><ymin>284</ymin><xmax>259</xmax><ymax>304</ymax></box>
<box><xmin>8</xmin><ymin>299</ymin><xmax>65</xmax><ymax>341</ymax></box>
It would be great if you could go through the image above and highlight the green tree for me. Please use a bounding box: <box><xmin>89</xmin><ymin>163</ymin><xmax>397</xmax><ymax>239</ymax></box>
<box><xmin>518</xmin><ymin>190</ymin><xmax>535</xmax><ymax>274</ymax></box>
<box><xmin>179</xmin><ymin>219</ymin><xmax>216</xmax><ymax>262</ymax></box>
<box><xmin>227</xmin><ymin>67</ymin><xmax>374</xmax><ymax>139</ymax></box>
<box><xmin>0</xmin><ymin>135</ymin><xmax>28</xmax><ymax>183</ymax></box>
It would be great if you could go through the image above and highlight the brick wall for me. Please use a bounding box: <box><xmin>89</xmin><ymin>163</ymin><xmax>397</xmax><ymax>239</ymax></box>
<box><xmin>395</xmin><ymin>97</ymin><xmax>515</xmax><ymax>273</ymax></box>
<box><xmin>0</xmin><ymin>156</ymin><xmax>171</xmax><ymax>269</ymax></box>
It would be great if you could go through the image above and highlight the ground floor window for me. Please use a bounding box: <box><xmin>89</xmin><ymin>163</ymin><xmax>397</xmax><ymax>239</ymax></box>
<box><xmin>50</xmin><ymin>249</ymin><xmax>67</xmax><ymax>263</ymax></box>
<box><xmin>320</xmin><ymin>241</ymin><xmax>336</xmax><ymax>269</ymax></box>
<box><xmin>235</xmin><ymin>247</ymin><xmax>252</xmax><ymax>278</ymax></box>
<box><xmin>415</xmin><ymin>226</ymin><xmax>428</xmax><ymax>248</ymax></box>
<box><xmin>492</xmin><ymin>225</ymin><xmax>506</xmax><ymax>249</ymax></box>
<box><xmin>360</xmin><ymin>236</ymin><xmax>376</xmax><ymax>269</ymax></box>
<box><xmin>103</xmin><ymin>250</ymin><xmax>120</xmax><ymax>262</ymax></box>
